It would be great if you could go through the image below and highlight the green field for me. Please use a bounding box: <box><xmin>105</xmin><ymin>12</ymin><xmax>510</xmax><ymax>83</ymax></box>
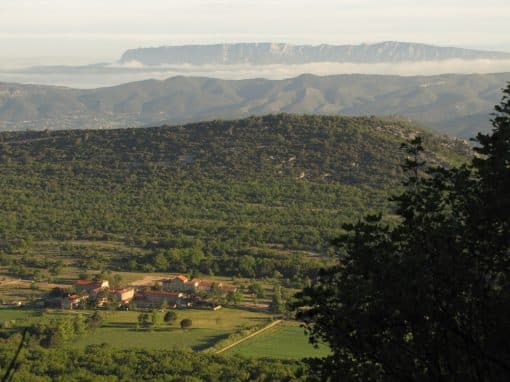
<box><xmin>0</xmin><ymin>309</ymin><xmax>328</xmax><ymax>359</ymax></box>
<box><xmin>0</xmin><ymin>309</ymin><xmax>40</xmax><ymax>323</ymax></box>
<box><xmin>224</xmin><ymin>323</ymin><xmax>330</xmax><ymax>359</ymax></box>
<box><xmin>74</xmin><ymin>308</ymin><xmax>271</xmax><ymax>351</ymax></box>
<box><xmin>0</xmin><ymin>308</ymin><xmax>77</xmax><ymax>323</ymax></box>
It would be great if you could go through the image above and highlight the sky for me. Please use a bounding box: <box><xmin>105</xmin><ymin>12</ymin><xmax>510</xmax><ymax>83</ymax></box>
<box><xmin>1</xmin><ymin>0</ymin><xmax>510</xmax><ymax>65</ymax></box>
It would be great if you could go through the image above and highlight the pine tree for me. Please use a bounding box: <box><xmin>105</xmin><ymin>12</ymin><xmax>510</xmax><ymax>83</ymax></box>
<box><xmin>294</xmin><ymin>83</ymin><xmax>510</xmax><ymax>382</ymax></box>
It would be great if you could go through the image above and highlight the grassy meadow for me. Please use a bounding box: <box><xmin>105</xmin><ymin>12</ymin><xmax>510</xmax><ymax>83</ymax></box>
<box><xmin>224</xmin><ymin>322</ymin><xmax>330</xmax><ymax>359</ymax></box>
<box><xmin>73</xmin><ymin>308</ymin><xmax>272</xmax><ymax>351</ymax></box>
<box><xmin>0</xmin><ymin>308</ymin><xmax>328</xmax><ymax>359</ymax></box>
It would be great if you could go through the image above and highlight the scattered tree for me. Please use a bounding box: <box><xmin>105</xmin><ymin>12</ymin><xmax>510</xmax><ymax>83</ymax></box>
<box><xmin>270</xmin><ymin>286</ymin><xmax>285</xmax><ymax>314</ymax></box>
<box><xmin>226</xmin><ymin>290</ymin><xmax>243</xmax><ymax>306</ymax></box>
<box><xmin>137</xmin><ymin>313</ymin><xmax>150</xmax><ymax>329</ymax></box>
<box><xmin>49</xmin><ymin>260</ymin><xmax>64</xmax><ymax>276</ymax></box>
<box><xmin>111</xmin><ymin>274</ymin><xmax>123</xmax><ymax>288</ymax></box>
<box><xmin>247</xmin><ymin>282</ymin><xmax>265</xmax><ymax>299</ymax></box>
<box><xmin>164</xmin><ymin>311</ymin><xmax>177</xmax><ymax>324</ymax></box>
<box><xmin>180</xmin><ymin>319</ymin><xmax>192</xmax><ymax>330</ymax></box>
<box><xmin>48</xmin><ymin>287</ymin><xmax>66</xmax><ymax>298</ymax></box>
<box><xmin>150</xmin><ymin>309</ymin><xmax>162</xmax><ymax>330</ymax></box>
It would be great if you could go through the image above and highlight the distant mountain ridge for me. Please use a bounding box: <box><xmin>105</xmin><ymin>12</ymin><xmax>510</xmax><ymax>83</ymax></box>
<box><xmin>120</xmin><ymin>42</ymin><xmax>510</xmax><ymax>65</ymax></box>
<box><xmin>1</xmin><ymin>72</ymin><xmax>508</xmax><ymax>137</ymax></box>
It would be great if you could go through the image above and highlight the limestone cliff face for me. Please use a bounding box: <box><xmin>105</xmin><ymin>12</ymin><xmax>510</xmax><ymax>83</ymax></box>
<box><xmin>120</xmin><ymin>42</ymin><xmax>510</xmax><ymax>65</ymax></box>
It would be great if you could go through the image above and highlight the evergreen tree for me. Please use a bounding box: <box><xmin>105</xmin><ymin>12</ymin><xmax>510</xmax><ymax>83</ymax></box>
<box><xmin>180</xmin><ymin>319</ymin><xmax>192</xmax><ymax>330</ymax></box>
<box><xmin>270</xmin><ymin>286</ymin><xmax>285</xmax><ymax>314</ymax></box>
<box><xmin>150</xmin><ymin>310</ymin><xmax>162</xmax><ymax>329</ymax></box>
<box><xmin>294</xmin><ymin>84</ymin><xmax>510</xmax><ymax>382</ymax></box>
<box><xmin>164</xmin><ymin>310</ymin><xmax>177</xmax><ymax>324</ymax></box>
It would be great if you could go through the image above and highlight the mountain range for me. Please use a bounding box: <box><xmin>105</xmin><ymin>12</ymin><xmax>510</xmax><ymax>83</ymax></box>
<box><xmin>120</xmin><ymin>42</ymin><xmax>510</xmax><ymax>66</ymax></box>
<box><xmin>1</xmin><ymin>73</ymin><xmax>508</xmax><ymax>137</ymax></box>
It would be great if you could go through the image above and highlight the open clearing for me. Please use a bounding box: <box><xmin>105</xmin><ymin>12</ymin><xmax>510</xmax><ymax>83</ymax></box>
<box><xmin>73</xmin><ymin>308</ymin><xmax>271</xmax><ymax>351</ymax></box>
<box><xmin>0</xmin><ymin>309</ymin><xmax>328</xmax><ymax>359</ymax></box>
<box><xmin>0</xmin><ymin>309</ymin><xmax>40</xmax><ymax>322</ymax></box>
<box><xmin>216</xmin><ymin>319</ymin><xmax>283</xmax><ymax>354</ymax></box>
<box><xmin>224</xmin><ymin>322</ymin><xmax>330</xmax><ymax>359</ymax></box>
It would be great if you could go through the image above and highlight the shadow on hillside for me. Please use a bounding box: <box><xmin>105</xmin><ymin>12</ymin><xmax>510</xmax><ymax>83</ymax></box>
<box><xmin>101</xmin><ymin>322</ymin><xmax>134</xmax><ymax>329</ymax></box>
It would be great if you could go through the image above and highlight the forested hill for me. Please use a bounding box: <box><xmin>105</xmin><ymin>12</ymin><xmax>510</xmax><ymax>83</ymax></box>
<box><xmin>0</xmin><ymin>114</ymin><xmax>468</xmax><ymax>183</ymax></box>
<box><xmin>0</xmin><ymin>115</ymin><xmax>470</xmax><ymax>278</ymax></box>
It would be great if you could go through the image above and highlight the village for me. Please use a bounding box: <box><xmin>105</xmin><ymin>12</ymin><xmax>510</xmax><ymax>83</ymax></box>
<box><xmin>44</xmin><ymin>274</ymin><xmax>240</xmax><ymax>311</ymax></box>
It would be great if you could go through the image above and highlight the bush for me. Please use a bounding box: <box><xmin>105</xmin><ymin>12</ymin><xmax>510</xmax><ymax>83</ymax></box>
<box><xmin>164</xmin><ymin>311</ymin><xmax>177</xmax><ymax>324</ymax></box>
<box><xmin>180</xmin><ymin>319</ymin><xmax>192</xmax><ymax>329</ymax></box>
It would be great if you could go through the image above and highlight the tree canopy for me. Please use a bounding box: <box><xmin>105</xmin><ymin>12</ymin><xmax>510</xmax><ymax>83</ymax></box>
<box><xmin>294</xmin><ymin>84</ymin><xmax>510</xmax><ymax>381</ymax></box>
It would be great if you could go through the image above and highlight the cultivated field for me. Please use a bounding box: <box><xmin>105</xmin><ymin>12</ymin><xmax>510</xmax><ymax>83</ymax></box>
<box><xmin>224</xmin><ymin>322</ymin><xmax>330</xmax><ymax>359</ymax></box>
<box><xmin>0</xmin><ymin>309</ymin><xmax>328</xmax><ymax>359</ymax></box>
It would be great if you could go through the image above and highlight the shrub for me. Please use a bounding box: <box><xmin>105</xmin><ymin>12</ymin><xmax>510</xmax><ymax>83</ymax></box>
<box><xmin>180</xmin><ymin>319</ymin><xmax>192</xmax><ymax>329</ymax></box>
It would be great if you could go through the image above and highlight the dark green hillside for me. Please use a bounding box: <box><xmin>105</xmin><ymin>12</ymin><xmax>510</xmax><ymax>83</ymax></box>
<box><xmin>0</xmin><ymin>114</ymin><xmax>470</xmax><ymax>279</ymax></box>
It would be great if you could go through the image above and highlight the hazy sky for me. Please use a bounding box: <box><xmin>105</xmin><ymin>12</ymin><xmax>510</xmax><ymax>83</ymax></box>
<box><xmin>1</xmin><ymin>0</ymin><xmax>510</xmax><ymax>64</ymax></box>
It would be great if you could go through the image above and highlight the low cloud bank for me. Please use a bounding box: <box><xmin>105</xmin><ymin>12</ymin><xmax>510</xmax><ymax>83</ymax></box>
<box><xmin>1</xmin><ymin>59</ymin><xmax>510</xmax><ymax>89</ymax></box>
<box><xmin>114</xmin><ymin>59</ymin><xmax>510</xmax><ymax>77</ymax></box>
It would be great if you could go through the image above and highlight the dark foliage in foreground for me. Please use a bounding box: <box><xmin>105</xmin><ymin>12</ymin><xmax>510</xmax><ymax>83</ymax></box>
<box><xmin>0</xmin><ymin>341</ymin><xmax>303</xmax><ymax>382</ymax></box>
<box><xmin>295</xmin><ymin>84</ymin><xmax>510</xmax><ymax>381</ymax></box>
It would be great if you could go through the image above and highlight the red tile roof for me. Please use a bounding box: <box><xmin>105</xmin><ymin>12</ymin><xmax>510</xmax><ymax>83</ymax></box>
<box><xmin>75</xmin><ymin>279</ymin><xmax>97</xmax><ymax>285</ymax></box>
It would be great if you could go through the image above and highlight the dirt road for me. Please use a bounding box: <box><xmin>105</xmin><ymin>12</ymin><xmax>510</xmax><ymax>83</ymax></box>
<box><xmin>215</xmin><ymin>319</ymin><xmax>283</xmax><ymax>354</ymax></box>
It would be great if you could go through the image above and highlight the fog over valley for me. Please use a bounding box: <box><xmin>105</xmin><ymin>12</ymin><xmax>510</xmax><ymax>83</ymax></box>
<box><xmin>2</xmin><ymin>41</ymin><xmax>510</xmax><ymax>89</ymax></box>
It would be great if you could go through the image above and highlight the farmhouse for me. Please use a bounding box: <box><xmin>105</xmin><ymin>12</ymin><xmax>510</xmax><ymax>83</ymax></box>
<box><xmin>185</xmin><ymin>278</ymin><xmax>201</xmax><ymax>292</ymax></box>
<box><xmin>62</xmin><ymin>294</ymin><xmax>87</xmax><ymax>309</ymax></box>
<box><xmin>162</xmin><ymin>275</ymin><xmax>235</xmax><ymax>295</ymax></box>
<box><xmin>142</xmin><ymin>290</ymin><xmax>183</xmax><ymax>306</ymax></box>
<box><xmin>71</xmin><ymin>279</ymin><xmax>111</xmax><ymax>306</ymax></box>
<box><xmin>197</xmin><ymin>280</ymin><xmax>222</xmax><ymax>293</ymax></box>
<box><xmin>112</xmin><ymin>287</ymin><xmax>135</xmax><ymax>304</ymax></box>
<box><xmin>75</xmin><ymin>279</ymin><xmax>109</xmax><ymax>293</ymax></box>
<box><xmin>163</xmin><ymin>275</ymin><xmax>188</xmax><ymax>292</ymax></box>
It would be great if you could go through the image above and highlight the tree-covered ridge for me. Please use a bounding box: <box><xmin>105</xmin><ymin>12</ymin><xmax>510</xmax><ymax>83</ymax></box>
<box><xmin>0</xmin><ymin>114</ymin><xmax>468</xmax><ymax>182</ymax></box>
<box><xmin>0</xmin><ymin>115</ymin><xmax>470</xmax><ymax>279</ymax></box>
